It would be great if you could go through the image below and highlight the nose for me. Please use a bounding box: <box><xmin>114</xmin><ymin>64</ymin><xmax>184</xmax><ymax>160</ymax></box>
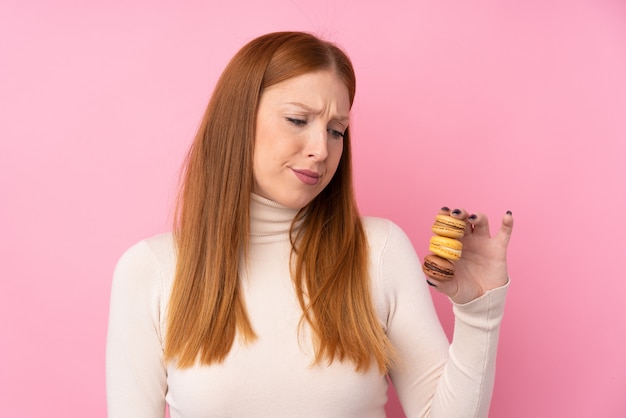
<box><xmin>304</xmin><ymin>126</ymin><xmax>328</xmax><ymax>161</ymax></box>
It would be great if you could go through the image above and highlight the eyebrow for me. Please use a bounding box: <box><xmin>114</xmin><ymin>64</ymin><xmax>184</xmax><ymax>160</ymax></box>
<box><xmin>285</xmin><ymin>102</ymin><xmax>350</xmax><ymax>123</ymax></box>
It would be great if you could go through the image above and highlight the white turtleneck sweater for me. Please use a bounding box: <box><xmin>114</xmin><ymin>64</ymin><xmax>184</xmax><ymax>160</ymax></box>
<box><xmin>106</xmin><ymin>194</ymin><xmax>508</xmax><ymax>418</ymax></box>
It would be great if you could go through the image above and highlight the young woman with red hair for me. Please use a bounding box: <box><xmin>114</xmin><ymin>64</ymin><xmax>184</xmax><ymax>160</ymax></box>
<box><xmin>106</xmin><ymin>31</ymin><xmax>513</xmax><ymax>418</ymax></box>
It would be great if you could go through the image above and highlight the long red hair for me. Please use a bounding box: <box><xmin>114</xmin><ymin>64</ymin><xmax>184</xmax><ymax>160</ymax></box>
<box><xmin>165</xmin><ymin>32</ymin><xmax>394</xmax><ymax>373</ymax></box>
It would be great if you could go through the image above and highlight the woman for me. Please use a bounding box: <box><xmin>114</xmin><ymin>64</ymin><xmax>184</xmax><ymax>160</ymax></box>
<box><xmin>106</xmin><ymin>31</ymin><xmax>513</xmax><ymax>418</ymax></box>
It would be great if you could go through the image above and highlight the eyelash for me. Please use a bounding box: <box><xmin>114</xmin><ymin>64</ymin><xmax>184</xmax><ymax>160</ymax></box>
<box><xmin>286</xmin><ymin>118</ymin><xmax>345</xmax><ymax>139</ymax></box>
<box><xmin>329</xmin><ymin>129</ymin><xmax>345</xmax><ymax>139</ymax></box>
<box><xmin>286</xmin><ymin>117</ymin><xmax>307</xmax><ymax>126</ymax></box>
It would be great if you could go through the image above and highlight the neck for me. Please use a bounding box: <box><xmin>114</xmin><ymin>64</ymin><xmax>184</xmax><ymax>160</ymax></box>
<box><xmin>249</xmin><ymin>193</ymin><xmax>300</xmax><ymax>243</ymax></box>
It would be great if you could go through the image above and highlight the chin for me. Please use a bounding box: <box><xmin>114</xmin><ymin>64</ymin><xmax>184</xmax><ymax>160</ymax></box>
<box><xmin>276</xmin><ymin>190</ymin><xmax>320</xmax><ymax>209</ymax></box>
<box><xmin>281</xmin><ymin>196</ymin><xmax>314</xmax><ymax>209</ymax></box>
<box><xmin>254</xmin><ymin>182</ymin><xmax>324</xmax><ymax>210</ymax></box>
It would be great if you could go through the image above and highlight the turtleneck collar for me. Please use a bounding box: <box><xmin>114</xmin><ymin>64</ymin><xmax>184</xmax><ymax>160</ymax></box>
<box><xmin>250</xmin><ymin>193</ymin><xmax>300</xmax><ymax>243</ymax></box>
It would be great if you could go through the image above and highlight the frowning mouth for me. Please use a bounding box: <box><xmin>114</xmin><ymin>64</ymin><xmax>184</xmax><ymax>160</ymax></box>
<box><xmin>291</xmin><ymin>168</ymin><xmax>320</xmax><ymax>185</ymax></box>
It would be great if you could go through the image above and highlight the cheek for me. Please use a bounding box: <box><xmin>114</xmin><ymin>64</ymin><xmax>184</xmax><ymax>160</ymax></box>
<box><xmin>253</xmin><ymin>130</ymin><xmax>275</xmax><ymax>166</ymax></box>
<box><xmin>256</xmin><ymin>127</ymin><xmax>290</xmax><ymax>162</ymax></box>
<box><xmin>322</xmin><ymin>147</ymin><xmax>344</xmax><ymax>189</ymax></box>
<box><xmin>252</xmin><ymin>140</ymin><xmax>271</xmax><ymax>187</ymax></box>
<box><xmin>329</xmin><ymin>142</ymin><xmax>344</xmax><ymax>170</ymax></box>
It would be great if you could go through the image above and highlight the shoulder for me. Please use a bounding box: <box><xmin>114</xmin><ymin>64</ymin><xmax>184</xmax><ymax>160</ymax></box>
<box><xmin>361</xmin><ymin>216</ymin><xmax>422</xmax><ymax>289</ymax></box>
<box><xmin>361</xmin><ymin>216</ymin><xmax>415</xmax><ymax>257</ymax></box>
<box><xmin>142</xmin><ymin>232</ymin><xmax>177</xmax><ymax>270</ymax></box>
<box><xmin>116</xmin><ymin>232</ymin><xmax>175</xmax><ymax>269</ymax></box>
<box><xmin>108</xmin><ymin>234</ymin><xmax>176</xmax><ymax>362</ymax></box>
<box><xmin>361</xmin><ymin>217</ymin><xmax>424</xmax><ymax>327</ymax></box>
<box><xmin>361</xmin><ymin>216</ymin><xmax>421</xmax><ymax>285</ymax></box>
<box><xmin>113</xmin><ymin>232</ymin><xmax>176</xmax><ymax>294</ymax></box>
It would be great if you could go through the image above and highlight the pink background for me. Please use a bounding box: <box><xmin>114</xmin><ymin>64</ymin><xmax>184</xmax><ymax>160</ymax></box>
<box><xmin>1</xmin><ymin>1</ymin><xmax>625</xmax><ymax>417</ymax></box>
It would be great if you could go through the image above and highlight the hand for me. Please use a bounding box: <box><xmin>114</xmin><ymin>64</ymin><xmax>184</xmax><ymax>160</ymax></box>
<box><xmin>426</xmin><ymin>207</ymin><xmax>514</xmax><ymax>304</ymax></box>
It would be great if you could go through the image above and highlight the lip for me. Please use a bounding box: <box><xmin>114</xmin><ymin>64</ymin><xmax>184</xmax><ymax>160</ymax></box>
<box><xmin>291</xmin><ymin>168</ymin><xmax>321</xmax><ymax>185</ymax></box>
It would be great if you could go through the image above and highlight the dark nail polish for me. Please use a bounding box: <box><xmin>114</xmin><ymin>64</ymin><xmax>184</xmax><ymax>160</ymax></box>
<box><xmin>468</xmin><ymin>214</ymin><xmax>477</xmax><ymax>221</ymax></box>
<box><xmin>506</xmin><ymin>210</ymin><xmax>512</xmax><ymax>215</ymax></box>
<box><xmin>441</xmin><ymin>206</ymin><xmax>449</xmax><ymax>211</ymax></box>
<box><xmin>426</xmin><ymin>280</ymin><xmax>437</xmax><ymax>287</ymax></box>
<box><xmin>452</xmin><ymin>209</ymin><xmax>461</xmax><ymax>215</ymax></box>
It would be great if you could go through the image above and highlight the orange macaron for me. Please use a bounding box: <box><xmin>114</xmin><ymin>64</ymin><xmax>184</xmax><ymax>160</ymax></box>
<box><xmin>429</xmin><ymin>236</ymin><xmax>463</xmax><ymax>261</ymax></box>
<box><xmin>431</xmin><ymin>215</ymin><xmax>466</xmax><ymax>239</ymax></box>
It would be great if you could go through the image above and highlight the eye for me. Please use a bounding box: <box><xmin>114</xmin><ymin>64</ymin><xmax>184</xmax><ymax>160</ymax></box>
<box><xmin>328</xmin><ymin>129</ymin><xmax>345</xmax><ymax>139</ymax></box>
<box><xmin>286</xmin><ymin>117</ymin><xmax>307</xmax><ymax>126</ymax></box>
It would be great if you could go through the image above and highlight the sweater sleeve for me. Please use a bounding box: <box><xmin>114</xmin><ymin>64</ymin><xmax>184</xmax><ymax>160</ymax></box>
<box><xmin>106</xmin><ymin>241</ymin><xmax>168</xmax><ymax>418</ymax></box>
<box><xmin>379</xmin><ymin>221</ymin><xmax>508</xmax><ymax>418</ymax></box>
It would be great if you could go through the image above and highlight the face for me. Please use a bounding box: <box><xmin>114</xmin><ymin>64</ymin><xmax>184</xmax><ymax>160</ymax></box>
<box><xmin>253</xmin><ymin>70</ymin><xmax>350</xmax><ymax>209</ymax></box>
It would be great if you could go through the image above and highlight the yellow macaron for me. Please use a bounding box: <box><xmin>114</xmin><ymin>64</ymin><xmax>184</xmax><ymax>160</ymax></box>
<box><xmin>429</xmin><ymin>236</ymin><xmax>463</xmax><ymax>261</ymax></box>
<box><xmin>432</xmin><ymin>215</ymin><xmax>466</xmax><ymax>239</ymax></box>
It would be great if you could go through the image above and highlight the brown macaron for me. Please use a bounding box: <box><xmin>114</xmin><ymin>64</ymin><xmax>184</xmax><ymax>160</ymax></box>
<box><xmin>422</xmin><ymin>254</ymin><xmax>455</xmax><ymax>281</ymax></box>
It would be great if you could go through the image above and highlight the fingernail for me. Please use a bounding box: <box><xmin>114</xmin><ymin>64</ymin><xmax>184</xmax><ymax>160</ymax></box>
<box><xmin>468</xmin><ymin>214</ymin><xmax>477</xmax><ymax>221</ymax></box>
<box><xmin>506</xmin><ymin>210</ymin><xmax>512</xmax><ymax>215</ymax></box>
<box><xmin>426</xmin><ymin>280</ymin><xmax>437</xmax><ymax>287</ymax></box>
<box><xmin>452</xmin><ymin>209</ymin><xmax>461</xmax><ymax>215</ymax></box>
<box><xmin>441</xmin><ymin>206</ymin><xmax>449</xmax><ymax>211</ymax></box>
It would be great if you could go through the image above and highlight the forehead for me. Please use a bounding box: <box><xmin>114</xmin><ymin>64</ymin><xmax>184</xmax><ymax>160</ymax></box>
<box><xmin>260</xmin><ymin>71</ymin><xmax>351</xmax><ymax>113</ymax></box>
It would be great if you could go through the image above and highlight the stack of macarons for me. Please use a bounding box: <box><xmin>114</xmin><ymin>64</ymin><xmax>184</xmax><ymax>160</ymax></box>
<box><xmin>422</xmin><ymin>214</ymin><xmax>466</xmax><ymax>283</ymax></box>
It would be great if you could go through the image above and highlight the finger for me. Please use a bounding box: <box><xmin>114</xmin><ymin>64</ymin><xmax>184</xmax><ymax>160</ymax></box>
<box><xmin>449</xmin><ymin>207</ymin><xmax>472</xmax><ymax>236</ymax></box>
<box><xmin>438</xmin><ymin>206</ymin><xmax>451</xmax><ymax>216</ymax></box>
<box><xmin>496</xmin><ymin>210</ymin><xmax>514</xmax><ymax>246</ymax></box>
<box><xmin>424</xmin><ymin>276</ymin><xmax>458</xmax><ymax>298</ymax></box>
<box><xmin>450</xmin><ymin>207</ymin><xmax>469</xmax><ymax>221</ymax></box>
<box><xmin>468</xmin><ymin>212</ymin><xmax>491</xmax><ymax>238</ymax></box>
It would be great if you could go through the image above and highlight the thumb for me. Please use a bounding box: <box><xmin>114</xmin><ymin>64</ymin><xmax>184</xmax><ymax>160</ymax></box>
<box><xmin>496</xmin><ymin>210</ymin><xmax>514</xmax><ymax>246</ymax></box>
